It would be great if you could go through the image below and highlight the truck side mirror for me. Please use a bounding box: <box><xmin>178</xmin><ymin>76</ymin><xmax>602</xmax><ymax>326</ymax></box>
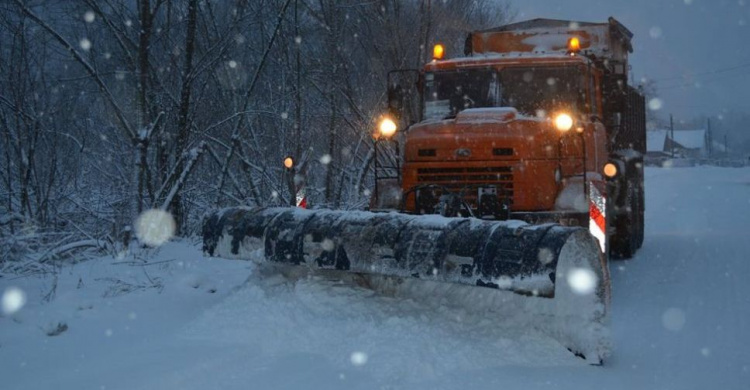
<box><xmin>388</xmin><ymin>83</ymin><xmax>405</xmax><ymax>119</ymax></box>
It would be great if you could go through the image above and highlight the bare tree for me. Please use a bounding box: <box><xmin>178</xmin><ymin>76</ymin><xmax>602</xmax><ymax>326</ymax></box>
<box><xmin>1</xmin><ymin>0</ymin><xmax>513</xmax><ymax>263</ymax></box>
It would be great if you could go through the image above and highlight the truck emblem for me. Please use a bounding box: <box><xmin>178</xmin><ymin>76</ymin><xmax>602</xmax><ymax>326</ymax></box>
<box><xmin>456</xmin><ymin>148</ymin><xmax>471</xmax><ymax>157</ymax></box>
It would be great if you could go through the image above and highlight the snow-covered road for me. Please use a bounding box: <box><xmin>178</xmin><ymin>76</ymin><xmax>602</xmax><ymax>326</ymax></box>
<box><xmin>2</xmin><ymin>166</ymin><xmax>749</xmax><ymax>389</ymax></box>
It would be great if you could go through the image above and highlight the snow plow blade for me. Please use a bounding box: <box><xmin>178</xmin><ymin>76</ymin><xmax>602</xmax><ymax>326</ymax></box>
<box><xmin>203</xmin><ymin>207</ymin><xmax>611</xmax><ymax>362</ymax></box>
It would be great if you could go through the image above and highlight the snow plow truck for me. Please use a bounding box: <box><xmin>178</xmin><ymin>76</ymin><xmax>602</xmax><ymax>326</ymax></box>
<box><xmin>202</xmin><ymin>18</ymin><xmax>646</xmax><ymax>364</ymax></box>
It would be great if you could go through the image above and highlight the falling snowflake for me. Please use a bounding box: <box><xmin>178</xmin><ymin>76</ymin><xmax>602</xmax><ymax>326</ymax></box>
<box><xmin>320</xmin><ymin>154</ymin><xmax>332</xmax><ymax>165</ymax></box>
<box><xmin>80</xmin><ymin>38</ymin><xmax>92</xmax><ymax>51</ymax></box>
<box><xmin>566</xmin><ymin>268</ymin><xmax>597</xmax><ymax>295</ymax></box>
<box><xmin>321</xmin><ymin>238</ymin><xmax>335</xmax><ymax>252</ymax></box>
<box><xmin>84</xmin><ymin>11</ymin><xmax>95</xmax><ymax>23</ymax></box>
<box><xmin>228</xmin><ymin>60</ymin><xmax>238</xmax><ymax>69</ymax></box>
<box><xmin>2</xmin><ymin>287</ymin><xmax>26</xmax><ymax>315</ymax></box>
<box><xmin>648</xmin><ymin>98</ymin><xmax>663</xmax><ymax>111</ymax></box>
<box><xmin>662</xmin><ymin>308</ymin><xmax>686</xmax><ymax>331</ymax></box>
<box><xmin>649</xmin><ymin>27</ymin><xmax>662</xmax><ymax>39</ymax></box>
<box><xmin>134</xmin><ymin>209</ymin><xmax>176</xmax><ymax>247</ymax></box>
<box><xmin>350</xmin><ymin>351</ymin><xmax>368</xmax><ymax>366</ymax></box>
<box><xmin>537</xmin><ymin>248</ymin><xmax>554</xmax><ymax>265</ymax></box>
<box><xmin>494</xmin><ymin>275</ymin><xmax>513</xmax><ymax>289</ymax></box>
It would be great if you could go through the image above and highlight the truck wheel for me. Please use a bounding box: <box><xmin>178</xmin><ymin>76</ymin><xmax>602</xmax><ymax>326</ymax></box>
<box><xmin>635</xmin><ymin>183</ymin><xmax>645</xmax><ymax>249</ymax></box>
<box><xmin>610</xmin><ymin>182</ymin><xmax>638</xmax><ymax>259</ymax></box>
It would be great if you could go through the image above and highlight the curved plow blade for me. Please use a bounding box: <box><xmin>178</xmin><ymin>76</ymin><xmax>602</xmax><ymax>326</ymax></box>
<box><xmin>203</xmin><ymin>207</ymin><xmax>611</xmax><ymax>363</ymax></box>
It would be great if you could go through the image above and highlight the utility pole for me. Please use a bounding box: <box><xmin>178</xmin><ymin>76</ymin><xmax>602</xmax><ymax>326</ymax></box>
<box><xmin>707</xmin><ymin>118</ymin><xmax>712</xmax><ymax>158</ymax></box>
<box><xmin>670</xmin><ymin>114</ymin><xmax>675</xmax><ymax>158</ymax></box>
<box><xmin>725</xmin><ymin>133</ymin><xmax>729</xmax><ymax>158</ymax></box>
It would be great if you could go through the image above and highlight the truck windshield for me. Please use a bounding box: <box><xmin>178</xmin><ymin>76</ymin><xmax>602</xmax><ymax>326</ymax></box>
<box><xmin>499</xmin><ymin>67</ymin><xmax>583</xmax><ymax>116</ymax></box>
<box><xmin>423</xmin><ymin>69</ymin><xmax>499</xmax><ymax>120</ymax></box>
<box><xmin>423</xmin><ymin>67</ymin><xmax>583</xmax><ymax>119</ymax></box>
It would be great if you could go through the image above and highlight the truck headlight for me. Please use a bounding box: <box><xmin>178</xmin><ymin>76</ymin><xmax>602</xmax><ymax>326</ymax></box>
<box><xmin>378</xmin><ymin>117</ymin><xmax>398</xmax><ymax>139</ymax></box>
<box><xmin>554</xmin><ymin>113</ymin><xmax>574</xmax><ymax>132</ymax></box>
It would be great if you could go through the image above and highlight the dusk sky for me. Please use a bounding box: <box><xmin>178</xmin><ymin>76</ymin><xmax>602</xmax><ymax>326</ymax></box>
<box><xmin>517</xmin><ymin>0</ymin><xmax>750</xmax><ymax>121</ymax></box>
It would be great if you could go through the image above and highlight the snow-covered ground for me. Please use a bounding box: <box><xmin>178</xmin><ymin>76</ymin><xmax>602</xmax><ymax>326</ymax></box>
<box><xmin>2</xmin><ymin>166</ymin><xmax>749</xmax><ymax>390</ymax></box>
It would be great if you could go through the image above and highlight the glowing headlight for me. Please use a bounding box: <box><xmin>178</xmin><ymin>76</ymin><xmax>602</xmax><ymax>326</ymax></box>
<box><xmin>603</xmin><ymin>162</ymin><xmax>618</xmax><ymax>178</ymax></box>
<box><xmin>554</xmin><ymin>113</ymin><xmax>574</xmax><ymax>132</ymax></box>
<box><xmin>378</xmin><ymin>117</ymin><xmax>398</xmax><ymax>138</ymax></box>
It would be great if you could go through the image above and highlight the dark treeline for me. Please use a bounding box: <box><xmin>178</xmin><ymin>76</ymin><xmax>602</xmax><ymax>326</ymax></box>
<box><xmin>0</xmin><ymin>0</ymin><xmax>511</xmax><ymax>263</ymax></box>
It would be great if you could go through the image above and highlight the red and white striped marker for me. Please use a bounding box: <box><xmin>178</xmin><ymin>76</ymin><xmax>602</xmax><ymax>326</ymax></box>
<box><xmin>296</xmin><ymin>188</ymin><xmax>307</xmax><ymax>209</ymax></box>
<box><xmin>588</xmin><ymin>181</ymin><xmax>607</xmax><ymax>253</ymax></box>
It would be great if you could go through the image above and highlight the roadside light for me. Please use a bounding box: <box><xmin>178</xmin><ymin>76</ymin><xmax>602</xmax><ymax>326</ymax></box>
<box><xmin>568</xmin><ymin>37</ymin><xmax>581</xmax><ymax>54</ymax></box>
<box><xmin>603</xmin><ymin>162</ymin><xmax>618</xmax><ymax>178</ymax></box>
<box><xmin>283</xmin><ymin>156</ymin><xmax>294</xmax><ymax>170</ymax></box>
<box><xmin>433</xmin><ymin>43</ymin><xmax>445</xmax><ymax>61</ymax></box>
<box><xmin>378</xmin><ymin>117</ymin><xmax>398</xmax><ymax>138</ymax></box>
<box><xmin>554</xmin><ymin>113</ymin><xmax>574</xmax><ymax>132</ymax></box>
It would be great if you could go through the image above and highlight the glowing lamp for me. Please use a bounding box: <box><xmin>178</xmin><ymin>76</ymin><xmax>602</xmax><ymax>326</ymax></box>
<box><xmin>433</xmin><ymin>44</ymin><xmax>445</xmax><ymax>61</ymax></box>
<box><xmin>603</xmin><ymin>162</ymin><xmax>618</xmax><ymax>178</ymax></box>
<box><xmin>554</xmin><ymin>113</ymin><xmax>574</xmax><ymax>132</ymax></box>
<box><xmin>283</xmin><ymin>156</ymin><xmax>294</xmax><ymax>170</ymax></box>
<box><xmin>378</xmin><ymin>117</ymin><xmax>398</xmax><ymax>139</ymax></box>
<box><xmin>568</xmin><ymin>37</ymin><xmax>581</xmax><ymax>54</ymax></box>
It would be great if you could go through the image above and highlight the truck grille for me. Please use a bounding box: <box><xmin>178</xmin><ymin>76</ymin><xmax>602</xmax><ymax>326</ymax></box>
<box><xmin>416</xmin><ymin>166</ymin><xmax>514</xmax><ymax>204</ymax></box>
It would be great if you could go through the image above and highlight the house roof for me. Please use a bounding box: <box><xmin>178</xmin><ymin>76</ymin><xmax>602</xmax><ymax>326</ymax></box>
<box><xmin>672</xmin><ymin>129</ymin><xmax>706</xmax><ymax>149</ymax></box>
<box><xmin>651</xmin><ymin>129</ymin><xmax>707</xmax><ymax>150</ymax></box>
<box><xmin>646</xmin><ymin>130</ymin><xmax>668</xmax><ymax>152</ymax></box>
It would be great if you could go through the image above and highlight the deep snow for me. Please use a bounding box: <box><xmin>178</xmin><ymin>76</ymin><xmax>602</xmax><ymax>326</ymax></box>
<box><xmin>1</xmin><ymin>166</ymin><xmax>749</xmax><ymax>389</ymax></box>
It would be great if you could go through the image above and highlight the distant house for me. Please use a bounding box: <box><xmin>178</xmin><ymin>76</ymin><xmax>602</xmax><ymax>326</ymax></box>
<box><xmin>646</xmin><ymin>129</ymin><xmax>707</xmax><ymax>159</ymax></box>
<box><xmin>646</xmin><ymin>130</ymin><xmax>670</xmax><ymax>159</ymax></box>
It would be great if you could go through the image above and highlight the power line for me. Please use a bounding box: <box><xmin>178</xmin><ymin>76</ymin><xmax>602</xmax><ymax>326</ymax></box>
<box><xmin>654</xmin><ymin>61</ymin><xmax>750</xmax><ymax>83</ymax></box>
<box><xmin>659</xmin><ymin>72</ymin><xmax>738</xmax><ymax>91</ymax></box>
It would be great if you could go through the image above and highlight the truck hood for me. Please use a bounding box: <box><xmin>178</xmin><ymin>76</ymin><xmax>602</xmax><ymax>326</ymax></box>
<box><xmin>405</xmin><ymin>108</ymin><xmax>562</xmax><ymax>162</ymax></box>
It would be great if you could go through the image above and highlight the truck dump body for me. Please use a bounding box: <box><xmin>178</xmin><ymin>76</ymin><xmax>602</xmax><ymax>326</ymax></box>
<box><xmin>467</xmin><ymin>18</ymin><xmax>632</xmax><ymax>67</ymax></box>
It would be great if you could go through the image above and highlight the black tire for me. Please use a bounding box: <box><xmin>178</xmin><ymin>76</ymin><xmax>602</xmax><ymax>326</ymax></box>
<box><xmin>610</xmin><ymin>181</ymin><xmax>638</xmax><ymax>259</ymax></box>
<box><xmin>635</xmin><ymin>181</ymin><xmax>645</xmax><ymax>249</ymax></box>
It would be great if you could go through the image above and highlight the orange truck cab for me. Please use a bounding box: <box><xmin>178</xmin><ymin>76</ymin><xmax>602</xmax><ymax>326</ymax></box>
<box><xmin>373</xmin><ymin>18</ymin><xmax>646</xmax><ymax>259</ymax></box>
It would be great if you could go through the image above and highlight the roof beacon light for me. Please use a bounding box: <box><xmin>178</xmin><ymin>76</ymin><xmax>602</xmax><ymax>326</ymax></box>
<box><xmin>433</xmin><ymin>43</ymin><xmax>445</xmax><ymax>61</ymax></box>
<box><xmin>568</xmin><ymin>37</ymin><xmax>581</xmax><ymax>55</ymax></box>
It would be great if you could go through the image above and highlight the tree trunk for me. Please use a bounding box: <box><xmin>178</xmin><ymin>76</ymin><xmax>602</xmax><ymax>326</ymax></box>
<box><xmin>169</xmin><ymin>0</ymin><xmax>199</xmax><ymax>232</ymax></box>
